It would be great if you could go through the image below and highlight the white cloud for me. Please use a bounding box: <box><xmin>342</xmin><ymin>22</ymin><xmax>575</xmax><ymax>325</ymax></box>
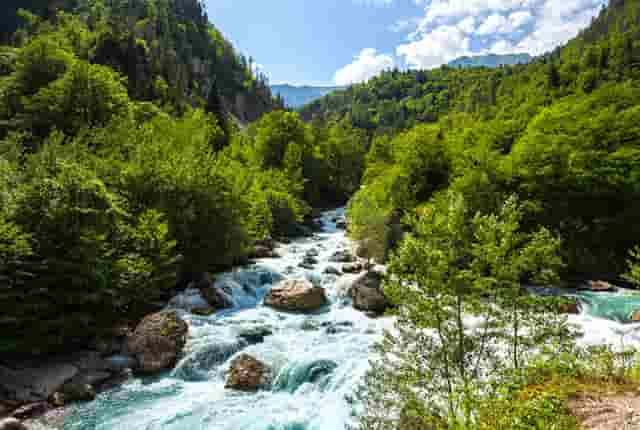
<box><xmin>515</xmin><ymin>0</ymin><xmax>604</xmax><ymax>55</ymax></box>
<box><xmin>457</xmin><ymin>16</ymin><xmax>476</xmax><ymax>33</ymax></box>
<box><xmin>334</xmin><ymin>48</ymin><xmax>395</xmax><ymax>85</ymax></box>
<box><xmin>393</xmin><ymin>0</ymin><xmax>605</xmax><ymax>69</ymax></box>
<box><xmin>477</xmin><ymin>13</ymin><xmax>510</xmax><ymax>34</ymax></box>
<box><xmin>509</xmin><ymin>10</ymin><xmax>533</xmax><ymax>28</ymax></box>
<box><xmin>397</xmin><ymin>25</ymin><xmax>471</xmax><ymax>69</ymax></box>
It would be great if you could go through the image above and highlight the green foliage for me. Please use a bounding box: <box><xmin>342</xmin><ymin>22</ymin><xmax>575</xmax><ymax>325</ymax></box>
<box><xmin>358</xmin><ymin>194</ymin><xmax>571</xmax><ymax>429</ymax></box>
<box><xmin>624</xmin><ymin>246</ymin><xmax>640</xmax><ymax>286</ymax></box>
<box><xmin>25</xmin><ymin>60</ymin><xmax>132</xmax><ymax>138</ymax></box>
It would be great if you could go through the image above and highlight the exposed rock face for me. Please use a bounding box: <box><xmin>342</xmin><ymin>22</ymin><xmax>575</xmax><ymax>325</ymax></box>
<box><xmin>350</xmin><ymin>271</ymin><xmax>390</xmax><ymax>314</ymax></box>
<box><xmin>0</xmin><ymin>418</ymin><xmax>27</xmax><ymax>430</ymax></box>
<box><xmin>264</xmin><ymin>280</ymin><xmax>328</xmax><ymax>312</ymax></box>
<box><xmin>126</xmin><ymin>311</ymin><xmax>188</xmax><ymax>374</ymax></box>
<box><xmin>225</xmin><ymin>354</ymin><xmax>269</xmax><ymax>391</ymax></box>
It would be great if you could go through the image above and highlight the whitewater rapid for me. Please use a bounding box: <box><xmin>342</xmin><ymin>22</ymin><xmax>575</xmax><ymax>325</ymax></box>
<box><xmin>58</xmin><ymin>208</ymin><xmax>392</xmax><ymax>430</ymax></box>
<box><xmin>38</xmin><ymin>208</ymin><xmax>640</xmax><ymax>430</ymax></box>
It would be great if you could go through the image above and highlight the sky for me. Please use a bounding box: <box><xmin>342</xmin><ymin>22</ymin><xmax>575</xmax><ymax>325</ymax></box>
<box><xmin>203</xmin><ymin>0</ymin><xmax>607</xmax><ymax>87</ymax></box>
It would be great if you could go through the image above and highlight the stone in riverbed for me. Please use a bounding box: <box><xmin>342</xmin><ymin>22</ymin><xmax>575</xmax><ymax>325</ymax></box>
<box><xmin>238</xmin><ymin>327</ymin><xmax>273</xmax><ymax>345</ymax></box>
<box><xmin>0</xmin><ymin>418</ymin><xmax>27</xmax><ymax>430</ymax></box>
<box><xmin>323</xmin><ymin>266</ymin><xmax>342</xmax><ymax>276</ymax></box>
<box><xmin>329</xmin><ymin>250</ymin><xmax>355</xmax><ymax>263</ymax></box>
<box><xmin>342</xmin><ymin>262</ymin><xmax>364</xmax><ymax>274</ymax></box>
<box><xmin>104</xmin><ymin>355</ymin><xmax>137</xmax><ymax>373</ymax></box>
<box><xmin>10</xmin><ymin>403</ymin><xmax>47</xmax><ymax>420</ymax></box>
<box><xmin>350</xmin><ymin>271</ymin><xmax>390</xmax><ymax>315</ymax></box>
<box><xmin>630</xmin><ymin>310</ymin><xmax>640</xmax><ymax>322</ymax></box>
<box><xmin>264</xmin><ymin>280</ymin><xmax>328</xmax><ymax>312</ymax></box>
<box><xmin>580</xmin><ymin>280</ymin><xmax>617</xmax><ymax>292</ymax></box>
<box><xmin>559</xmin><ymin>301</ymin><xmax>580</xmax><ymax>314</ymax></box>
<box><xmin>225</xmin><ymin>354</ymin><xmax>270</xmax><ymax>391</ymax></box>
<box><xmin>126</xmin><ymin>311</ymin><xmax>188</xmax><ymax>374</ymax></box>
<box><xmin>199</xmin><ymin>286</ymin><xmax>233</xmax><ymax>310</ymax></box>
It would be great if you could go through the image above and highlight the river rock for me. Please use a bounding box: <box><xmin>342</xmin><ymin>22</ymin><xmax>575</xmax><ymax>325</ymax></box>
<box><xmin>225</xmin><ymin>354</ymin><xmax>270</xmax><ymax>391</ymax></box>
<box><xmin>191</xmin><ymin>306</ymin><xmax>216</xmax><ymax>316</ymax></box>
<box><xmin>169</xmin><ymin>288</ymin><xmax>210</xmax><ymax>312</ymax></box>
<box><xmin>238</xmin><ymin>327</ymin><xmax>273</xmax><ymax>345</ymax></box>
<box><xmin>264</xmin><ymin>280</ymin><xmax>328</xmax><ymax>312</ymax></box>
<box><xmin>10</xmin><ymin>403</ymin><xmax>47</xmax><ymax>420</ymax></box>
<box><xmin>0</xmin><ymin>418</ymin><xmax>27</xmax><ymax>430</ymax></box>
<box><xmin>0</xmin><ymin>363</ymin><xmax>78</xmax><ymax>404</ymax></box>
<box><xmin>60</xmin><ymin>379</ymin><xmax>95</xmax><ymax>402</ymax></box>
<box><xmin>335</xmin><ymin>220</ymin><xmax>347</xmax><ymax>229</ymax></box>
<box><xmin>199</xmin><ymin>286</ymin><xmax>233</xmax><ymax>310</ymax></box>
<box><xmin>350</xmin><ymin>271</ymin><xmax>390</xmax><ymax>314</ymax></box>
<box><xmin>342</xmin><ymin>262</ymin><xmax>364</xmax><ymax>274</ymax></box>
<box><xmin>323</xmin><ymin>266</ymin><xmax>342</xmax><ymax>276</ymax></box>
<box><xmin>630</xmin><ymin>310</ymin><xmax>640</xmax><ymax>322</ymax></box>
<box><xmin>251</xmin><ymin>245</ymin><xmax>278</xmax><ymax>259</ymax></box>
<box><xmin>581</xmin><ymin>280</ymin><xmax>617</xmax><ymax>292</ymax></box>
<box><xmin>104</xmin><ymin>355</ymin><xmax>137</xmax><ymax>373</ymax></box>
<box><xmin>329</xmin><ymin>250</ymin><xmax>355</xmax><ymax>263</ymax></box>
<box><xmin>126</xmin><ymin>311</ymin><xmax>188</xmax><ymax>374</ymax></box>
<box><xmin>559</xmin><ymin>301</ymin><xmax>580</xmax><ymax>314</ymax></box>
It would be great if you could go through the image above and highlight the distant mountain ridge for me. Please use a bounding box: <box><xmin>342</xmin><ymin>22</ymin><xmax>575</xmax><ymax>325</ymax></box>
<box><xmin>272</xmin><ymin>84</ymin><xmax>342</xmax><ymax>108</ymax></box>
<box><xmin>448</xmin><ymin>53</ymin><xmax>533</xmax><ymax>69</ymax></box>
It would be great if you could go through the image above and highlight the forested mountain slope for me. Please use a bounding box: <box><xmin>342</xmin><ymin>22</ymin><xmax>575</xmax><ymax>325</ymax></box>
<box><xmin>0</xmin><ymin>0</ymin><xmax>369</xmax><ymax>356</ymax></box>
<box><xmin>337</xmin><ymin>0</ymin><xmax>640</xmax><ymax>279</ymax></box>
<box><xmin>1</xmin><ymin>0</ymin><xmax>278</xmax><ymax>122</ymax></box>
<box><xmin>301</xmin><ymin>0</ymin><xmax>640</xmax><ymax>132</ymax></box>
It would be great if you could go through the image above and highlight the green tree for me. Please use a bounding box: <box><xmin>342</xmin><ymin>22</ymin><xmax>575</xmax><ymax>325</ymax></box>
<box><xmin>358</xmin><ymin>194</ymin><xmax>571</xmax><ymax>429</ymax></box>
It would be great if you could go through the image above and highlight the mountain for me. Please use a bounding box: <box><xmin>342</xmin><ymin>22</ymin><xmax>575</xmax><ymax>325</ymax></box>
<box><xmin>271</xmin><ymin>84</ymin><xmax>342</xmax><ymax>108</ymax></box>
<box><xmin>301</xmin><ymin>0</ymin><xmax>639</xmax><ymax>131</ymax></box>
<box><xmin>448</xmin><ymin>53</ymin><xmax>532</xmax><ymax>69</ymax></box>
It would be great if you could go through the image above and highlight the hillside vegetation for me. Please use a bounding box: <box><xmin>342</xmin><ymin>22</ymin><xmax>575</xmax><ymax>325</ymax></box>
<box><xmin>0</xmin><ymin>0</ymin><xmax>367</xmax><ymax>355</ymax></box>
<box><xmin>305</xmin><ymin>0</ymin><xmax>640</xmax><ymax>277</ymax></box>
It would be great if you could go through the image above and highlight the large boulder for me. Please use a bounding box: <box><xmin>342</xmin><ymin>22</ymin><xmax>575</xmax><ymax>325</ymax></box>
<box><xmin>350</xmin><ymin>271</ymin><xmax>390</xmax><ymax>314</ymax></box>
<box><xmin>630</xmin><ymin>310</ymin><xmax>640</xmax><ymax>322</ymax></box>
<box><xmin>0</xmin><ymin>418</ymin><xmax>27</xmax><ymax>430</ymax></box>
<box><xmin>199</xmin><ymin>286</ymin><xmax>233</xmax><ymax>311</ymax></box>
<box><xmin>225</xmin><ymin>354</ymin><xmax>270</xmax><ymax>391</ymax></box>
<box><xmin>126</xmin><ymin>311</ymin><xmax>188</xmax><ymax>374</ymax></box>
<box><xmin>264</xmin><ymin>280</ymin><xmax>327</xmax><ymax>312</ymax></box>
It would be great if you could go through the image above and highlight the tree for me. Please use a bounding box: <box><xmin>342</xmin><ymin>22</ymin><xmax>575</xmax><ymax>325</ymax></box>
<box><xmin>358</xmin><ymin>194</ymin><xmax>571</xmax><ymax>429</ymax></box>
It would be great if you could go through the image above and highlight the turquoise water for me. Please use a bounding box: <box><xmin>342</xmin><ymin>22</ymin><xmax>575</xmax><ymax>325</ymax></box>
<box><xmin>56</xmin><ymin>209</ymin><xmax>390</xmax><ymax>430</ymax></box>
<box><xmin>576</xmin><ymin>290</ymin><xmax>640</xmax><ymax>323</ymax></box>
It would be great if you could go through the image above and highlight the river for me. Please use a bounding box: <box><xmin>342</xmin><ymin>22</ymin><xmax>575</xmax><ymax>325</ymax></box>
<box><xmin>38</xmin><ymin>208</ymin><xmax>640</xmax><ymax>430</ymax></box>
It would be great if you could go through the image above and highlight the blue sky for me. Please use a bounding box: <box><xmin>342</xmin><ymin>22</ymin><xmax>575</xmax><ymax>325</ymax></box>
<box><xmin>203</xmin><ymin>0</ymin><xmax>607</xmax><ymax>86</ymax></box>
